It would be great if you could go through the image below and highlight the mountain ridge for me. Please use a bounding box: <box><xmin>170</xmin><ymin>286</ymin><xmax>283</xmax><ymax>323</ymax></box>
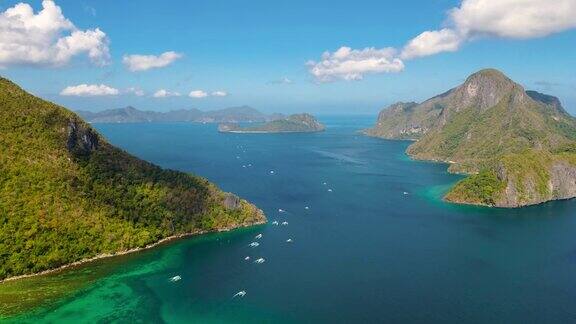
<box><xmin>76</xmin><ymin>105</ymin><xmax>284</xmax><ymax>123</ymax></box>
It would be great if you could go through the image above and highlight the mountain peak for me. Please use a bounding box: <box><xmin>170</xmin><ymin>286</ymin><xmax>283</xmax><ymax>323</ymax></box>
<box><xmin>451</xmin><ymin>68</ymin><xmax>524</xmax><ymax>111</ymax></box>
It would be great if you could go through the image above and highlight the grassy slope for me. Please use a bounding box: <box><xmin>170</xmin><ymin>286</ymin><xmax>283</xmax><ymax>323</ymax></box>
<box><xmin>0</xmin><ymin>78</ymin><xmax>265</xmax><ymax>280</ymax></box>
<box><xmin>408</xmin><ymin>92</ymin><xmax>576</xmax><ymax>172</ymax></box>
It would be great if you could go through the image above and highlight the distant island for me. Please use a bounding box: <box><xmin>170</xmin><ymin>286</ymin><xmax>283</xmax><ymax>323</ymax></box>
<box><xmin>218</xmin><ymin>113</ymin><xmax>325</xmax><ymax>133</ymax></box>
<box><xmin>365</xmin><ymin>68</ymin><xmax>576</xmax><ymax>208</ymax></box>
<box><xmin>76</xmin><ymin>105</ymin><xmax>285</xmax><ymax>124</ymax></box>
<box><xmin>0</xmin><ymin>77</ymin><xmax>266</xmax><ymax>281</ymax></box>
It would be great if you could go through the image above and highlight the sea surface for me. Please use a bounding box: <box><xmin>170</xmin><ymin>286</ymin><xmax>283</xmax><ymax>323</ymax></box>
<box><xmin>3</xmin><ymin>116</ymin><xmax>576</xmax><ymax>323</ymax></box>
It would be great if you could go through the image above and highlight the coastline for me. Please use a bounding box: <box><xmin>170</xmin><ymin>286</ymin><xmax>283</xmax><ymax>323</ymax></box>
<box><xmin>0</xmin><ymin>219</ymin><xmax>266</xmax><ymax>284</ymax></box>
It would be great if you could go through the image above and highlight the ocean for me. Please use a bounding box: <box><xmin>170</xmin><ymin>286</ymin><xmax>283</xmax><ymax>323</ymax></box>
<box><xmin>3</xmin><ymin>116</ymin><xmax>576</xmax><ymax>323</ymax></box>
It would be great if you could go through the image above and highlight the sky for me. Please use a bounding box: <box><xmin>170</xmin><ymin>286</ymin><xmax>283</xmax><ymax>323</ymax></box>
<box><xmin>0</xmin><ymin>0</ymin><xmax>575</xmax><ymax>115</ymax></box>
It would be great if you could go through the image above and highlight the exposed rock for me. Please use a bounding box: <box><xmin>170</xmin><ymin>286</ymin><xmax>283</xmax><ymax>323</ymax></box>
<box><xmin>67</xmin><ymin>119</ymin><xmax>99</xmax><ymax>156</ymax></box>
<box><xmin>494</xmin><ymin>160</ymin><xmax>576</xmax><ymax>207</ymax></box>
<box><xmin>223</xmin><ymin>193</ymin><xmax>241</xmax><ymax>210</ymax></box>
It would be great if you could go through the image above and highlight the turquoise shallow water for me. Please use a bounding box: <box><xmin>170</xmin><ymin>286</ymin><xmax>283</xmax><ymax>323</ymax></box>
<box><xmin>4</xmin><ymin>116</ymin><xmax>576</xmax><ymax>323</ymax></box>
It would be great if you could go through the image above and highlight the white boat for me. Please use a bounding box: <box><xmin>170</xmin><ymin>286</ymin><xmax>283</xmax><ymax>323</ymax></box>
<box><xmin>249</xmin><ymin>242</ymin><xmax>260</xmax><ymax>247</ymax></box>
<box><xmin>272</xmin><ymin>221</ymin><xmax>279</xmax><ymax>225</ymax></box>
<box><xmin>255</xmin><ymin>233</ymin><xmax>263</xmax><ymax>239</ymax></box>
<box><xmin>281</xmin><ymin>221</ymin><xmax>288</xmax><ymax>226</ymax></box>
<box><xmin>254</xmin><ymin>258</ymin><xmax>265</xmax><ymax>264</ymax></box>
<box><xmin>286</xmin><ymin>238</ymin><xmax>293</xmax><ymax>243</ymax></box>
<box><xmin>304</xmin><ymin>206</ymin><xmax>309</xmax><ymax>210</ymax></box>
<box><xmin>233</xmin><ymin>290</ymin><xmax>247</xmax><ymax>298</ymax></box>
<box><xmin>278</xmin><ymin>208</ymin><xmax>285</xmax><ymax>213</ymax></box>
<box><xmin>269</xmin><ymin>170</ymin><xmax>275</xmax><ymax>174</ymax></box>
<box><xmin>169</xmin><ymin>275</ymin><xmax>181</xmax><ymax>282</ymax></box>
<box><xmin>327</xmin><ymin>188</ymin><xmax>333</xmax><ymax>192</ymax></box>
<box><xmin>403</xmin><ymin>191</ymin><xmax>409</xmax><ymax>195</ymax></box>
<box><xmin>245</xmin><ymin>256</ymin><xmax>250</xmax><ymax>260</ymax></box>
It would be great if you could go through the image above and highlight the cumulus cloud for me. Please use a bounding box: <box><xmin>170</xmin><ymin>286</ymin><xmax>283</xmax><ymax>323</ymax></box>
<box><xmin>309</xmin><ymin>0</ymin><xmax>576</xmax><ymax>81</ymax></box>
<box><xmin>451</xmin><ymin>0</ymin><xmax>576</xmax><ymax>39</ymax></box>
<box><xmin>306</xmin><ymin>46</ymin><xmax>404</xmax><ymax>82</ymax></box>
<box><xmin>60</xmin><ymin>84</ymin><xmax>118</xmax><ymax>96</ymax></box>
<box><xmin>123</xmin><ymin>51</ymin><xmax>183</xmax><ymax>72</ymax></box>
<box><xmin>0</xmin><ymin>0</ymin><xmax>110</xmax><ymax>67</ymax></box>
<box><xmin>401</xmin><ymin>29</ymin><xmax>462</xmax><ymax>60</ymax></box>
<box><xmin>211</xmin><ymin>90</ymin><xmax>228</xmax><ymax>97</ymax></box>
<box><xmin>189</xmin><ymin>90</ymin><xmax>208</xmax><ymax>98</ymax></box>
<box><xmin>402</xmin><ymin>0</ymin><xmax>576</xmax><ymax>59</ymax></box>
<box><xmin>153</xmin><ymin>89</ymin><xmax>181</xmax><ymax>98</ymax></box>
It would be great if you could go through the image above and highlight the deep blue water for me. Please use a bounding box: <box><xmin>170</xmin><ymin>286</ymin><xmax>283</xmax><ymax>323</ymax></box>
<box><xmin>9</xmin><ymin>116</ymin><xmax>576</xmax><ymax>323</ymax></box>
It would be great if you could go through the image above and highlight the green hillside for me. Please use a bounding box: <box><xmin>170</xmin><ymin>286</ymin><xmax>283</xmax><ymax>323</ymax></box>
<box><xmin>0</xmin><ymin>77</ymin><xmax>265</xmax><ymax>280</ymax></box>
<box><xmin>366</xmin><ymin>69</ymin><xmax>576</xmax><ymax>207</ymax></box>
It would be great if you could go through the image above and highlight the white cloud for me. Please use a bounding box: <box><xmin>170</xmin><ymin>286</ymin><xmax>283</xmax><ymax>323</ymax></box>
<box><xmin>306</xmin><ymin>46</ymin><xmax>404</xmax><ymax>82</ymax></box>
<box><xmin>60</xmin><ymin>84</ymin><xmax>118</xmax><ymax>96</ymax></box>
<box><xmin>0</xmin><ymin>0</ymin><xmax>110</xmax><ymax>67</ymax></box>
<box><xmin>451</xmin><ymin>0</ymin><xmax>576</xmax><ymax>39</ymax></box>
<box><xmin>125</xmin><ymin>87</ymin><xmax>145</xmax><ymax>96</ymax></box>
<box><xmin>402</xmin><ymin>0</ymin><xmax>576</xmax><ymax>59</ymax></box>
<box><xmin>123</xmin><ymin>51</ymin><xmax>183</xmax><ymax>72</ymax></box>
<box><xmin>309</xmin><ymin>0</ymin><xmax>576</xmax><ymax>80</ymax></box>
<box><xmin>211</xmin><ymin>90</ymin><xmax>228</xmax><ymax>97</ymax></box>
<box><xmin>189</xmin><ymin>90</ymin><xmax>208</xmax><ymax>98</ymax></box>
<box><xmin>153</xmin><ymin>89</ymin><xmax>181</xmax><ymax>98</ymax></box>
<box><xmin>401</xmin><ymin>29</ymin><xmax>462</xmax><ymax>60</ymax></box>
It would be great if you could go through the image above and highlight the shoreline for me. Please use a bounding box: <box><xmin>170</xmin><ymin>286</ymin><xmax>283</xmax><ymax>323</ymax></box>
<box><xmin>0</xmin><ymin>220</ymin><xmax>266</xmax><ymax>284</ymax></box>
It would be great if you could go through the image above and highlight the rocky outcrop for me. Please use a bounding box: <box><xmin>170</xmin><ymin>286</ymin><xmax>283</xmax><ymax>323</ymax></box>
<box><xmin>222</xmin><ymin>193</ymin><xmax>241</xmax><ymax>210</ymax></box>
<box><xmin>67</xmin><ymin>119</ymin><xmax>99</xmax><ymax>156</ymax></box>
<box><xmin>495</xmin><ymin>160</ymin><xmax>576</xmax><ymax>207</ymax></box>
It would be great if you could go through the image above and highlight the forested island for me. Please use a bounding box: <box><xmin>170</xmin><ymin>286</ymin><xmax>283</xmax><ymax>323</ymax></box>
<box><xmin>218</xmin><ymin>113</ymin><xmax>325</xmax><ymax>133</ymax></box>
<box><xmin>365</xmin><ymin>69</ymin><xmax>576</xmax><ymax>208</ymax></box>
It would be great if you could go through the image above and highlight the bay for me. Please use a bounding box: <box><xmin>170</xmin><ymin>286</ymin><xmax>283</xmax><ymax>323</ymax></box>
<box><xmin>3</xmin><ymin>116</ymin><xmax>576</xmax><ymax>323</ymax></box>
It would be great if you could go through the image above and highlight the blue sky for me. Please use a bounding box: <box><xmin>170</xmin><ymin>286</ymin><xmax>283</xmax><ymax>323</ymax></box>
<box><xmin>1</xmin><ymin>0</ymin><xmax>575</xmax><ymax>114</ymax></box>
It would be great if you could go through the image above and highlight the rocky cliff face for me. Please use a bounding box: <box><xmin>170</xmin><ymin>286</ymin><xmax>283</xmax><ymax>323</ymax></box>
<box><xmin>495</xmin><ymin>159</ymin><xmax>576</xmax><ymax>207</ymax></box>
<box><xmin>67</xmin><ymin>119</ymin><xmax>99</xmax><ymax>156</ymax></box>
